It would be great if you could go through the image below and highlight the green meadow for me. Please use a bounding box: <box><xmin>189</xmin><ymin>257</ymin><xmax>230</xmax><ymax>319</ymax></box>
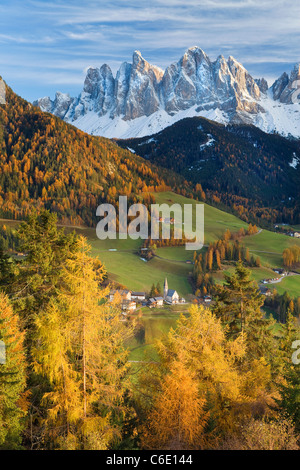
<box><xmin>270</xmin><ymin>275</ymin><xmax>300</xmax><ymax>298</ymax></box>
<box><xmin>85</xmin><ymin>191</ymin><xmax>256</xmax><ymax>296</ymax></box>
<box><xmin>1</xmin><ymin>190</ymin><xmax>299</xmax><ymax>300</ymax></box>
<box><xmin>127</xmin><ymin>304</ymin><xmax>190</xmax><ymax>361</ymax></box>
<box><xmin>242</xmin><ymin>230</ymin><xmax>300</xmax><ymax>267</ymax></box>
<box><xmin>154</xmin><ymin>191</ymin><xmax>249</xmax><ymax>243</ymax></box>
<box><xmin>90</xmin><ymin>248</ymin><xmax>193</xmax><ymax>296</ymax></box>
<box><xmin>1</xmin><ymin>191</ymin><xmax>299</xmax><ymax>361</ymax></box>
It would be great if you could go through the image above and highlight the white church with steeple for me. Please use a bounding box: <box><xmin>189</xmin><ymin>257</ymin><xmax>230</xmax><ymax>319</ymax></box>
<box><xmin>163</xmin><ymin>277</ymin><xmax>180</xmax><ymax>304</ymax></box>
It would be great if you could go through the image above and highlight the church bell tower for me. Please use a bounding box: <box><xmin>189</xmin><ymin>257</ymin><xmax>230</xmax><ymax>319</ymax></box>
<box><xmin>164</xmin><ymin>278</ymin><xmax>168</xmax><ymax>300</ymax></box>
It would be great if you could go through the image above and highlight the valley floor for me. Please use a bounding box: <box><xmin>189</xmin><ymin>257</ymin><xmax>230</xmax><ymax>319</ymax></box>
<box><xmin>1</xmin><ymin>191</ymin><xmax>300</xmax><ymax>360</ymax></box>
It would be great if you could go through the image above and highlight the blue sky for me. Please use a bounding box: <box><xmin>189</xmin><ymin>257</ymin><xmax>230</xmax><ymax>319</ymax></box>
<box><xmin>0</xmin><ymin>0</ymin><xmax>299</xmax><ymax>102</ymax></box>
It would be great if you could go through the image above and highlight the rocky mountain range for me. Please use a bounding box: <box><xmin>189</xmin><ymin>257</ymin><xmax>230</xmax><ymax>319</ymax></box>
<box><xmin>33</xmin><ymin>47</ymin><xmax>300</xmax><ymax>139</ymax></box>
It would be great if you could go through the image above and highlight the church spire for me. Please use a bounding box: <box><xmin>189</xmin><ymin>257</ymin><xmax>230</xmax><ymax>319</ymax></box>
<box><xmin>164</xmin><ymin>278</ymin><xmax>168</xmax><ymax>299</ymax></box>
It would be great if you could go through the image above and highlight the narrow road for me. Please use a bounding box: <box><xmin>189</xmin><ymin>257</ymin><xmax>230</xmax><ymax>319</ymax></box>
<box><xmin>154</xmin><ymin>254</ymin><xmax>192</xmax><ymax>264</ymax></box>
<box><xmin>249</xmin><ymin>250</ymin><xmax>281</xmax><ymax>255</ymax></box>
<box><xmin>261</xmin><ymin>272</ymin><xmax>300</xmax><ymax>285</ymax></box>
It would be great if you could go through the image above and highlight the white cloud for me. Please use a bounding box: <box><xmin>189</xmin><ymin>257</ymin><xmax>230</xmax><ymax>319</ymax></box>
<box><xmin>0</xmin><ymin>0</ymin><xmax>299</xmax><ymax>101</ymax></box>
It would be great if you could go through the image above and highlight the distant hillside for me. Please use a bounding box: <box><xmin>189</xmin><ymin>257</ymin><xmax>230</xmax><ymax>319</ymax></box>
<box><xmin>0</xmin><ymin>79</ymin><xmax>186</xmax><ymax>225</ymax></box>
<box><xmin>117</xmin><ymin>117</ymin><xmax>300</xmax><ymax>224</ymax></box>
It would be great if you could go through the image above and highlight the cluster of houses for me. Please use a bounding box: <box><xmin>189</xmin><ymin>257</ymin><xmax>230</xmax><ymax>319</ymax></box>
<box><xmin>261</xmin><ymin>277</ymin><xmax>281</xmax><ymax>284</ymax></box>
<box><xmin>287</xmin><ymin>231</ymin><xmax>300</xmax><ymax>238</ymax></box>
<box><xmin>260</xmin><ymin>268</ymin><xmax>289</xmax><ymax>286</ymax></box>
<box><xmin>109</xmin><ymin>278</ymin><xmax>185</xmax><ymax>312</ymax></box>
<box><xmin>108</xmin><ymin>289</ymin><xmax>145</xmax><ymax>312</ymax></box>
<box><xmin>274</xmin><ymin>225</ymin><xmax>300</xmax><ymax>238</ymax></box>
<box><xmin>259</xmin><ymin>286</ymin><xmax>272</xmax><ymax>297</ymax></box>
<box><xmin>273</xmin><ymin>268</ymin><xmax>288</xmax><ymax>276</ymax></box>
<box><xmin>261</xmin><ymin>269</ymin><xmax>288</xmax><ymax>286</ymax></box>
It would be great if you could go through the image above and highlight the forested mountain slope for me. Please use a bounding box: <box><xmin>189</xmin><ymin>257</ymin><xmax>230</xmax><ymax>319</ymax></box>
<box><xmin>0</xmin><ymin>79</ymin><xmax>185</xmax><ymax>225</ymax></box>
<box><xmin>117</xmin><ymin>117</ymin><xmax>300</xmax><ymax>224</ymax></box>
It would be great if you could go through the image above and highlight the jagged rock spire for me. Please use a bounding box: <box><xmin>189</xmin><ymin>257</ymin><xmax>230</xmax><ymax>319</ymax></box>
<box><xmin>33</xmin><ymin>49</ymin><xmax>300</xmax><ymax>139</ymax></box>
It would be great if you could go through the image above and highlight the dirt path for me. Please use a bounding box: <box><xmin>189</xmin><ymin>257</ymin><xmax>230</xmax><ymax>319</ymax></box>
<box><xmin>249</xmin><ymin>249</ymin><xmax>280</xmax><ymax>255</ymax></box>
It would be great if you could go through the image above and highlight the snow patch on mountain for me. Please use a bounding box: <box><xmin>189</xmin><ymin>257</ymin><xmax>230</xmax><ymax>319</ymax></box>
<box><xmin>138</xmin><ymin>137</ymin><xmax>158</xmax><ymax>146</ymax></box>
<box><xmin>255</xmin><ymin>91</ymin><xmax>300</xmax><ymax>138</ymax></box>
<box><xmin>72</xmin><ymin>105</ymin><xmax>228</xmax><ymax>139</ymax></box>
<box><xmin>289</xmin><ymin>153</ymin><xmax>300</xmax><ymax>169</ymax></box>
<box><xmin>200</xmin><ymin>134</ymin><xmax>215</xmax><ymax>151</ymax></box>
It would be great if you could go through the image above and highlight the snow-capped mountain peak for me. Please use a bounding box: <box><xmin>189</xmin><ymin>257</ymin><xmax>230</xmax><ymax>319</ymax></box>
<box><xmin>33</xmin><ymin>47</ymin><xmax>300</xmax><ymax>139</ymax></box>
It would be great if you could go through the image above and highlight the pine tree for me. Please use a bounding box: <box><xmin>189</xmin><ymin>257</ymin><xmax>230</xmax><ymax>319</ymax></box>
<box><xmin>0</xmin><ymin>245</ymin><xmax>17</xmax><ymax>290</ymax></box>
<box><xmin>207</xmin><ymin>249</ymin><xmax>213</xmax><ymax>271</ymax></box>
<box><xmin>215</xmin><ymin>249</ymin><xmax>221</xmax><ymax>270</ymax></box>
<box><xmin>214</xmin><ymin>261</ymin><xmax>275</xmax><ymax>361</ymax></box>
<box><xmin>245</xmin><ymin>248</ymin><xmax>250</xmax><ymax>264</ymax></box>
<box><xmin>296</xmin><ymin>297</ymin><xmax>300</xmax><ymax>316</ymax></box>
<box><xmin>12</xmin><ymin>211</ymin><xmax>78</xmax><ymax>331</ymax></box>
<box><xmin>150</xmin><ymin>305</ymin><xmax>247</xmax><ymax>437</ymax></box>
<box><xmin>289</xmin><ymin>300</ymin><xmax>295</xmax><ymax>314</ymax></box>
<box><xmin>149</xmin><ymin>283</ymin><xmax>156</xmax><ymax>297</ymax></box>
<box><xmin>255</xmin><ymin>256</ymin><xmax>261</xmax><ymax>267</ymax></box>
<box><xmin>156</xmin><ymin>282</ymin><xmax>162</xmax><ymax>296</ymax></box>
<box><xmin>6</xmin><ymin>211</ymin><xmax>81</xmax><ymax>448</ymax></box>
<box><xmin>276</xmin><ymin>366</ymin><xmax>300</xmax><ymax>433</ymax></box>
<box><xmin>275</xmin><ymin>311</ymin><xmax>300</xmax><ymax>432</ymax></box>
<box><xmin>0</xmin><ymin>293</ymin><xmax>27</xmax><ymax>449</ymax></box>
<box><xmin>214</xmin><ymin>261</ymin><xmax>263</xmax><ymax>333</ymax></box>
<box><xmin>279</xmin><ymin>310</ymin><xmax>299</xmax><ymax>363</ymax></box>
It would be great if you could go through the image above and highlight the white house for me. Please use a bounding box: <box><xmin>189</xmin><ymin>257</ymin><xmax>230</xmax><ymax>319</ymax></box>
<box><xmin>109</xmin><ymin>290</ymin><xmax>131</xmax><ymax>302</ymax></box>
<box><xmin>131</xmin><ymin>292</ymin><xmax>146</xmax><ymax>301</ymax></box>
<box><xmin>122</xmin><ymin>300</ymin><xmax>137</xmax><ymax>312</ymax></box>
<box><xmin>148</xmin><ymin>296</ymin><xmax>164</xmax><ymax>308</ymax></box>
<box><xmin>273</xmin><ymin>268</ymin><xmax>287</xmax><ymax>276</ymax></box>
<box><xmin>154</xmin><ymin>296</ymin><xmax>164</xmax><ymax>306</ymax></box>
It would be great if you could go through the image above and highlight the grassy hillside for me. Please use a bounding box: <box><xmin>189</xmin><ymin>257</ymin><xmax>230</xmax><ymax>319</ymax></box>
<box><xmin>80</xmin><ymin>191</ymin><xmax>254</xmax><ymax>296</ymax></box>
<box><xmin>76</xmin><ymin>192</ymin><xmax>300</xmax><ymax>298</ymax></box>
<box><xmin>154</xmin><ymin>191</ymin><xmax>248</xmax><ymax>243</ymax></box>
<box><xmin>90</xmin><ymin>248</ymin><xmax>193</xmax><ymax>296</ymax></box>
<box><xmin>2</xmin><ymin>192</ymin><xmax>299</xmax><ymax>300</ymax></box>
